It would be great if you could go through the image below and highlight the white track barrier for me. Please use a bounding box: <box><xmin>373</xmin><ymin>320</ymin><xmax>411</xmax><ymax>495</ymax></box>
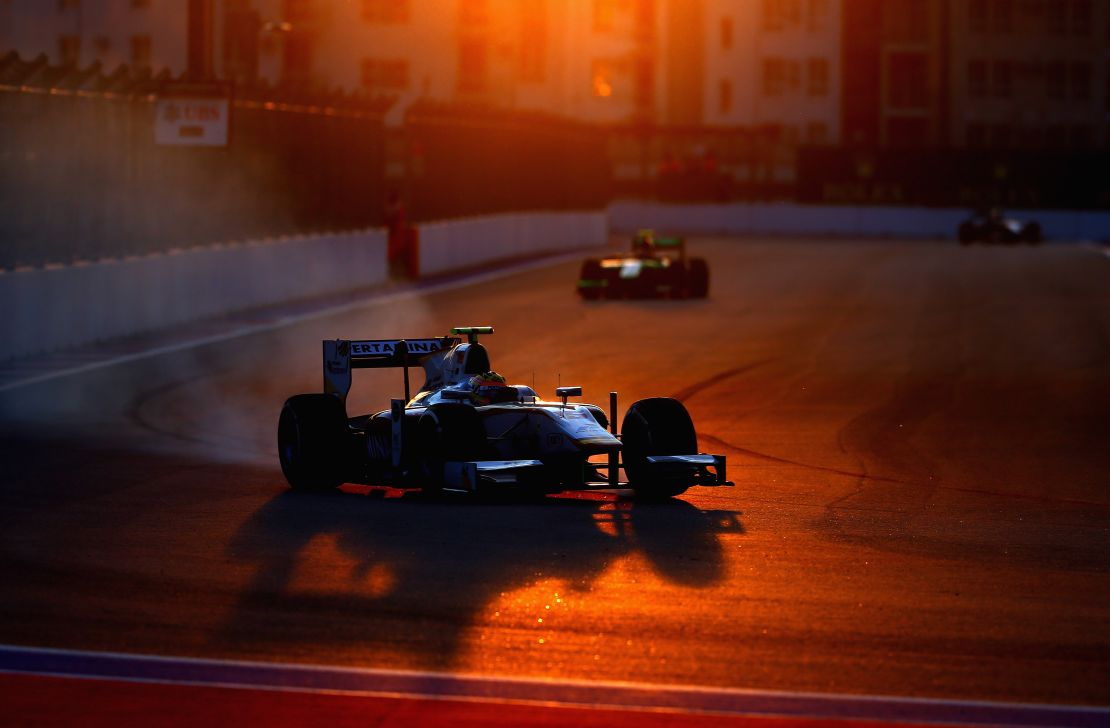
<box><xmin>0</xmin><ymin>210</ymin><xmax>608</xmax><ymax>362</ymax></box>
<box><xmin>0</xmin><ymin>230</ymin><xmax>387</xmax><ymax>361</ymax></box>
<box><xmin>608</xmin><ymin>201</ymin><xmax>1110</xmax><ymax>241</ymax></box>
<box><xmin>418</xmin><ymin>211</ymin><xmax>607</xmax><ymax>277</ymax></box>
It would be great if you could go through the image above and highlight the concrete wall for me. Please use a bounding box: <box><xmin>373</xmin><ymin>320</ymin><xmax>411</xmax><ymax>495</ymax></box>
<box><xmin>418</xmin><ymin>211</ymin><xmax>608</xmax><ymax>277</ymax></box>
<box><xmin>0</xmin><ymin>230</ymin><xmax>388</xmax><ymax>361</ymax></box>
<box><xmin>0</xmin><ymin>210</ymin><xmax>609</xmax><ymax>362</ymax></box>
<box><xmin>11</xmin><ymin>202</ymin><xmax>1099</xmax><ymax>363</ymax></box>
<box><xmin>609</xmin><ymin>201</ymin><xmax>1110</xmax><ymax>241</ymax></box>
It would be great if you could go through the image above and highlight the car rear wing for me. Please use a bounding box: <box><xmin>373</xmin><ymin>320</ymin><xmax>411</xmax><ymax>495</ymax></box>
<box><xmin>655</xmin><ymin>235</ymin><xmax>686</xmax><ymax>259</ymax></box>
<box><xmin>324</xmin><ymin>336</ymin><xmax>459</xmax><ymax>401</ymax></box>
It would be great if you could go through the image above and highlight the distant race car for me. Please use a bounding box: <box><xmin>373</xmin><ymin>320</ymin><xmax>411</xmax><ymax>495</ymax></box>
<box><xmin>278</xmin><ymin>326</ymin><xmax>731</xmax><ymax>499</ymax></box>
<box><xmin>958</xmin><ymin>208</ymin><xmax>1042</xmax><ymax>244</ymax></box>
<box><xmin>577</xmin><ymin>230</ymin><xmax>709</xmax><ymax>299</ymax></box>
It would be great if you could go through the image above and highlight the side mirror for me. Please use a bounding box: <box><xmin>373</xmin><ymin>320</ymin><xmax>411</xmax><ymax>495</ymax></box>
<box><xmin>555</xmin><ymin>386</ymin><xmax>582</xmax><ymax>407</ymax></box>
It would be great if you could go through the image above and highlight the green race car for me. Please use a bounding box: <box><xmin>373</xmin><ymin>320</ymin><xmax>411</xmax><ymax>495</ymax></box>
<box><xmin>577</xmin><ymin>229</ymin><xmax>709</xmax><ymax>300</ymax></box>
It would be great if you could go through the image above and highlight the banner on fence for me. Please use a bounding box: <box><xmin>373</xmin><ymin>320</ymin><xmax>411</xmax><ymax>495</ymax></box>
<box><xmin>155</xmin><ymin>83</ymin><xmax>231</xmax><ymax>147</ymax></box>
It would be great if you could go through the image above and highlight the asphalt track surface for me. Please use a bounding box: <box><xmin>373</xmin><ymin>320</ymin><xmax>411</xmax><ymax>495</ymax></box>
<box><xmin>1</xmin><ymin>237</ymin><xmax>1108</xmax><ymax>723</ymax></box>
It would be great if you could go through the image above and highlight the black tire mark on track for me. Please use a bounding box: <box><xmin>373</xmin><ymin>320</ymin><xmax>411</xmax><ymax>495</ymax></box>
<box><xmin>698</xmin><ymin>431</ymin><xmax>908</xmax><ymax>485</ymax></box>
<box><xmin>670</xmin><ymin>359</ymin><xmax>907</xmax><ymax>485</ymax></box>
<box><xmin>699</xmin><ymin>432</ymin><xmax>1110</xmax><ymax>508</ymax></box>
<box><xmin>667</xmin><ymin>360</ymin><xmax>775</xmax><ymax>404</ymax></box>
<box><xmin>126</xmin><ymin>372</ymin><xmax>272</xmax><ymax>456</ymax></box>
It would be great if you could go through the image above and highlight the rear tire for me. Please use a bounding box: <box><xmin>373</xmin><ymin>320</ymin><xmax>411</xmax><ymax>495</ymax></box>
<box><xmin>1022</xmin><ymin>222</ymin><xmax>1042</xmax><ymax>245</ymax></box>
<box><xmin>416</xmin><ymin>404</ymin><xmax>486</xmax><ymax>492</ymax></box>
<box><xmin>278</xmin><ymin>394</ymin><xmax>352</xmax><ymax>491</ymax></box>
<box><xmin>687</xmin><ymin>258</ymin><xmax>709</xmax><ymax>298</ymax></box>
<box><xmin>621</xmin><ymin>397</ymin><xmax>698</xmax><ymax>499</ymax></box>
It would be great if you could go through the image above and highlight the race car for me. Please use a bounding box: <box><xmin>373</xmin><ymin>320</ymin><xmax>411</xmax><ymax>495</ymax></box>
<box><xmin>278</xmin><ymin>326</ymin><xmax>730</xmax><ymax>499</ymax></box>
<box><xmin>957</xmin><ymin>208</ymin><xmax>1042</xmax><ymax>244</ymax></box>
<box><xmin>577</xmin><ymin>229</ymin><xmax>710</xmax><ymax>300</ymax></box>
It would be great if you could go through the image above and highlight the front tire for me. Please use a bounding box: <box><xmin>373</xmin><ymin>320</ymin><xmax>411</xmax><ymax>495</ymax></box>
<box><xmin>621</xmin><ymin>397</ymin><xmax>698</xmax><ymax>499</ymax></box>
<box><xmin>687</xmin><ymin>258</ymin><xmax>709</xmax><ymax>298</ymax></box>
<box><xmin>278</xmin><ymin>394</ymin><xmax>352</xmax><ymax>491</ymax></box>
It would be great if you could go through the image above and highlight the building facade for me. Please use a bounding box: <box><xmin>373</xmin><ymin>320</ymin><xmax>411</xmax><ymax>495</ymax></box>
<box><xmin>949</xmin><ymin>0</ymin><xmax>1108</xmax><ymax>150</ymax></box>
<box><xmin>3</xmin><ymin>0</ymin><xmax>1107</xmax><ymax>150</ymax></box>
<box><xmin>841</xmin><ymin>0</ymin><xmax>1110</xmax><ymax>149</ymax></box>
<box><xmin>0</xmin><ymin>0</ymin><xmax>188</xmax><ymax>73</ymax></box>
<box><xmin>700</xmin><ymin>0</ymin><xmax>841</xmax><ymax>144</ymax></box>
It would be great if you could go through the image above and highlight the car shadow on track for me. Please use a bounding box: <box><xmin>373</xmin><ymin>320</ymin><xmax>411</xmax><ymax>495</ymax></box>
<box><xmin>219</xmin><ymin>487</ymin><xmax>744</xmax><ymax>668</ymax></box>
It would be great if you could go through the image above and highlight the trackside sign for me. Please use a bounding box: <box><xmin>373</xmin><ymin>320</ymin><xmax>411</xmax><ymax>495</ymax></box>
<box><xmin>155</xmin><ymin>90</ymin><xmax>230</xmax><ymax>147</ymax></box>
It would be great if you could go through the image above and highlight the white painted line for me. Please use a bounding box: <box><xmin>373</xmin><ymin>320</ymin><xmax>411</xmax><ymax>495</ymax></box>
<box><xmin>1</xmin><ymin>644</ymin><xmax>1106</xmax><ymax>727</ymax></box>
<box><xmin>0</xmin><ymin>250</ymin><xmax>593</xmax><ymax>394</ymax></box>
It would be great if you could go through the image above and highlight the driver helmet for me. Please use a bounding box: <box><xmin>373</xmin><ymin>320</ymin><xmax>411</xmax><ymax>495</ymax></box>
<box><xmin>633</xmin><ymin>229</ymin><xmax>656</xmax><ymax>257</ymax></box>
<box><xmin>468</xmin><ymin>371</ymin><xmax>515</xmax><ymax>405</ymax></box>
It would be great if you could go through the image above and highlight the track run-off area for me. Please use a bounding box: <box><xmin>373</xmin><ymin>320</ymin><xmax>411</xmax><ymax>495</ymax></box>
<box><xmin>1</xmin><ymin>236</ymin><xmax>1108</xmax><ymax>725</ymax></box>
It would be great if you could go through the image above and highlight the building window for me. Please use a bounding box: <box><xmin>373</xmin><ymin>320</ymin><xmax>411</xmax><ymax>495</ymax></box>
<box><xmin>720</xmin><ymin>16</ymin><xmax>733</xmax><ymax>49</ymax></box>
<box><xmin>591</xmin><ymin>59</ymin><xmax>614</xmax><ymax>97</ymax></box>
<box><xmin>593</xmin><ymin>0</ymin><xmax>618</xmax><ymax>32</ymax></box>
<box><xmin>282</xmin><ymin>33</ymin><xmax>313</xmax><ymax>84</ymax></box>
<box><xmin>719</xmin><ymin>79</ymin><xmax>732</xmax><ymax>113</ymax></box>
<box><xmin>968</xmin><ymin>60</ymin><xmax>987</xmax><ymax>97</ymax></box>
<box><xmin>360</xmin><ymin>58</ymin><xmax>409</xmax><ymax>92</ymax></box>
<box><xmin>762</xmin><ymin>0</ymin><xmax>780</xmax><ymax>31</ymax></box>
<box><xmin>806</xmin><ymin>121</ymin><xmax>828</xmax><ymax>144</ymax></box>
<box><xmin>362</xmin><ymin>0</ymin><xmax>409</xmax><ymax>24</ymax></box>
<box><xmin>1070</xmin><ymin>62</ymin><xmax>1091</xmax><ymax>101</ymax></box>
<box><xmin>888</xmin><ymin>52</ymin><xmax>928</xmax><ymax>109</ymax></box>
<box><xmin>93</xmin><ymin>35</ymin><xmax>111</xmax><ymax>54</ymax></box>
<box><xmin>633</xmin><ymin>0</ymin><xmax>654</xmax><ymax>38</ymax></box>
<box><xmin>806</xmin><ymin>0</ymin><xmax>828</xmax><ymax>31</ymax></box>
<box><xmin>58</xmin><ymin>35</ymin><xmax>80</xmax><ymax>65</ymax></box>
<box><xmin>807</xmin><ymin>57</ymin><xmax>828</xmax><ymax>96</ymax></box>
<box><xmin>130</xmin><ymin>35</ymin><xmax>151</xmax><ymax>67</ymax></box>
<box><xmin>991</xmin><ymin>60</ymin><xmax>1012</xmax><ymax>98</ymax></box>
<box><xmin>1046</xmin><ymin>61</ymin><xmax>1067</xmax><ymax>99</ymax></box>
<box><xmin>131</xmin><ymin>0</ymin><xmax>150</xmax><ymax>8</ymax></box>
<box><xmin>763</xmin><ymin>0</ymin><xmax>800</xmax><ymax>32</ymax></box>
<box><xmin>518</xmin><ymin>0</ymin><xmax>546</xmax><ymax>83</ymax></box>
<box><xmin>762</xmin><ymin>58</ymin><xmax>783</xmax><ymax>96</ymax></box>
<box><xmin>633</xmin><ymin>57</ymin><xmax>652</xmax><ymax>109</ymax></box>
<box><xmin>457</xmin><ymin>38</ymin><xmax>488</xmax><ymax>92</ymax></box>
<box><xmin>57</xmin><ymin>0</ymin><xmax>79</xmax><ymax>10</ymax></box>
